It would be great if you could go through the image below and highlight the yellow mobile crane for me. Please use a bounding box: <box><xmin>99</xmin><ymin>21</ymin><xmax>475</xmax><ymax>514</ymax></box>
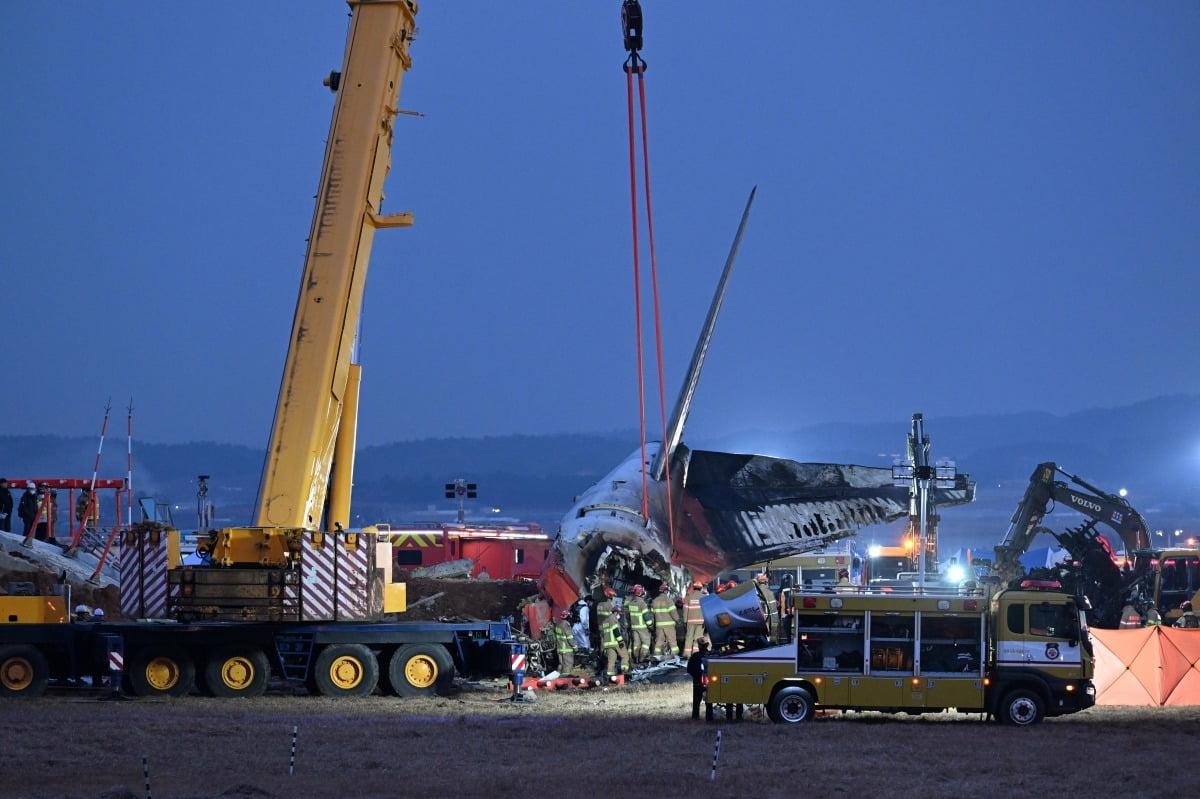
<box><xmin>2</xmin><ymin>1</ymin><xmax>516</xmax><ymax>701</ymax></box>
<box><xmin>210</xmin><ymin>0</ymin><xmax>415</xmax><ymax>567</ymax></box>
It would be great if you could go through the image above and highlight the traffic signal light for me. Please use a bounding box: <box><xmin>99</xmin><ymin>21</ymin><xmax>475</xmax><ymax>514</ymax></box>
<box><xmin>466</xmin><ymin>483</ymin><xmax>477</xmax><ymax>499</ymax></box>
<box><xmin>444</xmin><ymin>483</ymin><xmax>455</xmax><ymax>499</ymax></box>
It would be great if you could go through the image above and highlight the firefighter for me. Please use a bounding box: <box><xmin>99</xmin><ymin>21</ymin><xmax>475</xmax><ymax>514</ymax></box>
<box><xmin>595</xmin><ymin>586</ymin><xmax>618</xmax><ymax>624</ymax></box>
<box><xmin>682</xmin><ymin>581</ymin><xmax>706</xmax><ymax>656</ymax></box>
<box><xmin>75</xmin><ymin>488</ymin><xmax>99</xmax><ymax>531</ymax></box>
<box><xmin>625</xmin><ymin>584</ymin><xmax>652</xmax><ymax>663</ymax></box>
<box><xmin>598</xmin><ymin>604</ymin><xmax>629</xmax><ymax>680</ymax></box>
<box><xmin>754</xmin><ymin>573</ymin><xmax>777</xmax><ymax>640</ymax></box>
<box><xmin>650</xmin><ymin>583</ymin><xmax>679</xmax><ymax>657</ymax></box>
<box><xmin>554</xmin><ymin>609</ymin><xmax>577</xmax><ymax>673</ymax></box>
<box><xmin>1175</xmin><ymin>600</ymin><xmax>1198</xmax><ymax>628</ymax></box>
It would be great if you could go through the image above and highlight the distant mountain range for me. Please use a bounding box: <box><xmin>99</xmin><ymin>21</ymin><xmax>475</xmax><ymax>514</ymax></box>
<box><xmin>3</xmin><ymin>395</ymin><xmax>1197</xmax><ymax>553</ymax></box>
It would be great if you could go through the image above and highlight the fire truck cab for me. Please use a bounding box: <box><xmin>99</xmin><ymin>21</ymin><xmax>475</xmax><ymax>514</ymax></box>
<box><xmin>704</xmin><ymin>582</ymin><xmax>1095</xmax><ymax>725</ymax></box>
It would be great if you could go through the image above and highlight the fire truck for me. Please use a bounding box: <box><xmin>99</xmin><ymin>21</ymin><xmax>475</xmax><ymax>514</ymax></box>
<box><xmin>386</xmin><ymin>522</ymin><xmax>551</xmax><ymax>580</ymax></box>
<box><xmin>702</xmin><ymin>581</ymin><xmax>1096</xmax><ymax>725</ymax></box>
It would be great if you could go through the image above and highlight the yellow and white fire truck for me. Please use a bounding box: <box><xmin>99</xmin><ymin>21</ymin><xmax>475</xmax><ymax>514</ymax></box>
<box><xmin>702</xmin><ymin>580</ymin><xmax>1096</xmax><ymax>725</ymax></box>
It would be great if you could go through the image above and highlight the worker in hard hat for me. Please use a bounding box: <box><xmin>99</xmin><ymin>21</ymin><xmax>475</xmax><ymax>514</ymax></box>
<box><xmin>74</xmin><ymin>604</ymin><xmax>92</xmax><ymax>622</ymax></box>
<box><xmin>92</xmin><ymin>607</ymin><xmax>104</xmax><ymax>620</ymax></box>
<box><xmin>1175</xmin><ymin>600</ymin><xmax>1198</xmax><ymax>628</ymax></box>
<box><xmin>18</xmin><ymin>482</ymin><xmax>39</xmax><ymax>537</ymax></box>
<box><xmin>598</xmin><ymin>602</ymin><xmax>629</xmax><ymax>681</ymax></box>
<box><xmin>624</xmin><ymin>584</ymin><xmax>652</xmax><ymax>664</ymax></box>
<box><xmin>76</xmin><ymin>487</ymin><xmax>99</xmax><ymax>531</ymax></box>
<box><xmin>554</xmin><ymin>609</ymin><xmax>577</xmax><ymax>673</ymax></box>
<box><xmin>595</xmin><ymin>586</ymin><xmax>618</xmax><ymax>625</ymax></box>
<box><xmin>650</xmin><ymin>583</ymin><xmax>679</xmax><ymax>658</ymax></box>
<box><xmin>682</xmin><ymin>581</ymin><xmax>707</xmax><ymax>656</ymax></box>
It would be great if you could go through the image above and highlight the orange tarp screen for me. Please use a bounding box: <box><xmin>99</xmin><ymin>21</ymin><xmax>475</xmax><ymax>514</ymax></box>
<box><xmin>1090</xmin><ymin>627</ymin><xmax>1200</xmax><ymax>705</ymax></box>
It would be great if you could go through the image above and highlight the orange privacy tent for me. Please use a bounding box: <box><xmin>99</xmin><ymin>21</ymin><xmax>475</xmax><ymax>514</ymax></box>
<box><xmin>1090</xmin><ymin>627</ymin><xmax>1200</xmax><ymax>705</ymax></box>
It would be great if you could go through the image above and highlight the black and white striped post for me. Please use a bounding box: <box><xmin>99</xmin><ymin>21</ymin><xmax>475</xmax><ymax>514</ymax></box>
<box><xmin>142</xmin><ymin>754</ymin><xmax>151</xmax><ymax>799</ymax></box>
<box><xmin>289</xmin><ymin>725</ymin><xmax>298</xmax><ymax>775</ymax></box>
<box><xmin>710</xmin><ymin>729</ymin><xmax>722</xmax><ymax>781</ymax></box>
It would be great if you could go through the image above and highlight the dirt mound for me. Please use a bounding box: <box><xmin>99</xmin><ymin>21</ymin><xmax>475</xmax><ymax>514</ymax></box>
<box><xmin>0</xmin><ymin>544</ymin><xmax>118</xmax><ymax>615</ymax></box>
<box><xmin>400</xmin><ymin>577</ymin><xmax>539</xmax><ymax>622</ymax></box>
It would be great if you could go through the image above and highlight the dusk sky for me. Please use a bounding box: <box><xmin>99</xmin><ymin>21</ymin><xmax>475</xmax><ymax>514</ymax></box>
<box><xmin>3</xmin><ymin>2</ymin><xmax>1197</xmax><ymax>451</ymax></box>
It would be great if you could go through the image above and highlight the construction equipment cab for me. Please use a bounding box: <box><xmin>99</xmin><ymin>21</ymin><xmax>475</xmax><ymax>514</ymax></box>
<box><xmin>703</xmin><ymin>581</ymin><xmax>1095</xmax><ymax>725</ymax></box>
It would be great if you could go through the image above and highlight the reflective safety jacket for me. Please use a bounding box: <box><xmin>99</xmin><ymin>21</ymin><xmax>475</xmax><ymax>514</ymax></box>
<box><xmin>650</xmin><ymin>593</ymin><xmax>678</xmax><ymax>627</ymax></box>
<box><xmin>684</xmin><ymin>589</ymin><xmax>704</xmax><ymax>624</ymax></box>
<box><xmin>626</xmin><ymin>596</ymin><xmax>650</xmax><ymax>630</ymax></box>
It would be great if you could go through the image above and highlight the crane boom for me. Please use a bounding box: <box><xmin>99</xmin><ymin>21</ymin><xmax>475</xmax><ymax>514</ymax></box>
<box><xmin>255</xmin><ymin>0</ymin><xmax>417</xmax><ymax>531</ymax></box>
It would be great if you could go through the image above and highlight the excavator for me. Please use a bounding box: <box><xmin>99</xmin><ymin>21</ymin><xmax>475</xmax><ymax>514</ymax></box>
<box><xmin>993</xmin><ymin>462</ymin><xmax>1153</xmax><ymax>629</ymax></box>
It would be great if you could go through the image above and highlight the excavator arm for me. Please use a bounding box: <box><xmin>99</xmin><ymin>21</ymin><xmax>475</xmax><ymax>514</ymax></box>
<box><xmin>993</xmin><ymin>462</ymin><xmax>1152</xmax><ymax>628</ymax></box>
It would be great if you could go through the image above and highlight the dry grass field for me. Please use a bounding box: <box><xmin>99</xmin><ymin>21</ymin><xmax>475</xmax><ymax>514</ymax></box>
<box><xmin>1</xmin><ymin>682</ymin><xmax>1196</xmax><ymax>799</ymax></box>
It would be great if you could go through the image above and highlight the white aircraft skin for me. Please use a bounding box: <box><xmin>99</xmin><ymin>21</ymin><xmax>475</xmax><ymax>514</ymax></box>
<box><xmin>537</xmin><ymin>189</ymin><xmax>973</xmax><ymax>610</ymax></box>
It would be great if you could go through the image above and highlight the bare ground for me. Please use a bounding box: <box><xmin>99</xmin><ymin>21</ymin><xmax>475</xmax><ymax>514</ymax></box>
<box><xmin>1</xmin><ymin>683</ymin><xmax>1197</xmax><ymax>799</ymax></box>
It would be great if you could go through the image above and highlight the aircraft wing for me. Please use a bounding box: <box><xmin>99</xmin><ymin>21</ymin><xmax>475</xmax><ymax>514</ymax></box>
<box><xmin>671</xmin><ymin>448</ymin><xmax>975</xmax><ymax>573</ymax></box>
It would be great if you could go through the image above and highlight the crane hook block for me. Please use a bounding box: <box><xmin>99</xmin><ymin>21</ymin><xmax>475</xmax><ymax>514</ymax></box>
<box><xmin>622</xmin><ymin>0</ymin><xmax>643</xmax><ymax>52</ymax></box>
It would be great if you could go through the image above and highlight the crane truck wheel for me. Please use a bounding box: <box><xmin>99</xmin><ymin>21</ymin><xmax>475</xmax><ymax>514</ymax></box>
<box><xmin>767</xmin><ymin>685</ymin><xmax>816</xmax><ymax>724</ymax></box>
<box><xmin>999</xmin><ymin>688</ymin><xmax>1045</xmax><ymax>726</ymax></box>
<box><xmin>387</xmin><ymin>644</ymin><xmax>454</xmax><ymax>697</ymax></box>
<box><xmin>127</xmin><ymin>645</ymin><xmax>195</xmax><ymax>698</ymax></box>
<box><xmin>0</xmin><ymin>644</ymin><xmax>50</xmax><ymax>698</ymax></box>
<box><xmin>312</xmin><ymin>644</ymin><xmax>379</xmax><ymax>698</ymax></box>
<box><xmin>199</xmin><ymin>647</ymin><xmax>270</xmax><ymax>698</ymax></box>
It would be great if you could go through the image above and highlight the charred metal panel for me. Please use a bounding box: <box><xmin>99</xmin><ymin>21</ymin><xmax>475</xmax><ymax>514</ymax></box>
<box><xmin>679</xmin><ymin>450</ymin><xmax>974</xmax><ymax>570</ymax></box>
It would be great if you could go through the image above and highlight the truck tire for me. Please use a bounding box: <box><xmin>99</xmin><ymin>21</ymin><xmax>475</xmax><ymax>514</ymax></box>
<box><xmin>768</xmin><ymin>685</ymin><xmax>815</xmax><ymax>724</ymax></box>
<box><xmin>200</xmin><ymin>647</ymin><xmax>270</xmax><ymax>698</ymax></box>
<box><xmin>999</xmin><ymin>688</ymin><xmax>1045</xmax><ymax>726</ymax></box>
<box><xmin>0</xmin><ymin>644</ymin><xmax>50</xmax><ymax>698</ymax></box>
<box><xmin>128</xmin><ymin>644</ymin><xmax>195</xmax><ymax>698</ymax></box>
<box><xmin>312</xmin><ymin>644</ymin><xmax>379</xmax><ymax>698</ymax></box>
<box><xmin>388</xmin><ymin>644</ymin><xmax>454</xmax><ymax>697</ymax></box>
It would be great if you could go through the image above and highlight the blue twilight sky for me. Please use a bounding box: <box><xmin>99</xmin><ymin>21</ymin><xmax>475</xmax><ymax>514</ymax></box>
<box><xmin>2</xmin><ymin>1</ymin><xmax>1197</xmax><ymax>449</ymax></box>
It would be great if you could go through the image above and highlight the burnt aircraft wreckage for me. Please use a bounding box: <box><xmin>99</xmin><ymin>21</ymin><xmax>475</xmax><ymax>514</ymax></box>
<box><xmin>540</xmin><ymin>190</ymin><xmax>975</xmax><ymax>609</ymax></box>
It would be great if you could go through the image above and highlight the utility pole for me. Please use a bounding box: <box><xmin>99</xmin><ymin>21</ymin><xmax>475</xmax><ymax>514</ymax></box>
<box><xmin>444</xmin><ymin>479</ymin><xmax>477</xmax><ymax>524</ymax></box>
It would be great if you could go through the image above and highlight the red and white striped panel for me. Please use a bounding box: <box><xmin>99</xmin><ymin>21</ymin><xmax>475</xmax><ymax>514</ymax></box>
<box><xmin>300</xmin><ymin>533</ymin><xmax>371</xmax><ymax>621</ymax></box>
<box><xmin>119</xmin><ymin>533</ymin><xmax>170</xmax><ymax>619</ymax></box>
